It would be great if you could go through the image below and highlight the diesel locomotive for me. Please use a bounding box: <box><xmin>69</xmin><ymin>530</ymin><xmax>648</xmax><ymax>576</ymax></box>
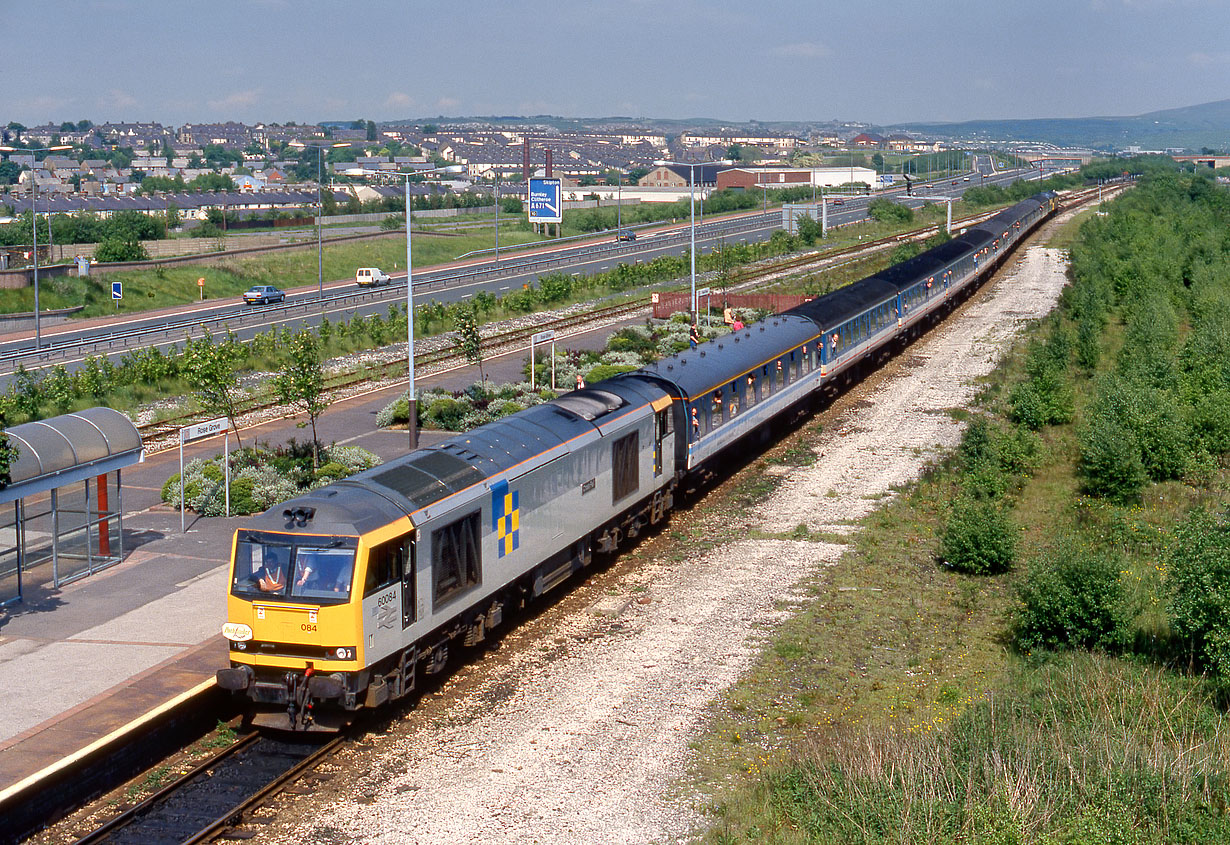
<box><xmin>217</xmin><ymin>191</ymin><xmax>1059</xmax><ymax>730</ymax></box>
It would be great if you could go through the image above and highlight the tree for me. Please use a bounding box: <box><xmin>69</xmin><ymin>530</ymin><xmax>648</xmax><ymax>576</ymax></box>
<box><xmin>0</xmin><ymin>407</ymin><xmax>14</xmax><ymax>491</ymax></box>
<box><xmin>0</xmin><ymin>160</ymin><xmax>21</xmax><ymax>185</ymax></box>
<box><xmin>795</xmin><ymin>213</ymin><xmax>821</xmax><ymax>245</ymax></box>
<box><xmin>454</xmin><ymin>304</ymin><xmax>485</xmax><ymax>381</ymax></box>
<box><xmin>94</xmin><ymin>237</ymin><xmax>148</xmax><ymax>262</ymax></box>
<box><xmin>183</xmin><ymin>330</ymin><xmax>246</xmax><ymax>446</ymax></box>
<box><xmin>871</xmin><ymin>152</ymin><xmax>885</xmax><ymax>171</ymax></box>
<box><xmin>273</xmin><ymin>329</ymin><xmax>327</xmax><ymax>470</ymax></box>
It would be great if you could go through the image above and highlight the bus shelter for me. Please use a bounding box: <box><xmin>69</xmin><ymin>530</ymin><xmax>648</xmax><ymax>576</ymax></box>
<box><xmin>0</xmin><ymin>407</ymin><xmax>144</xmax><ymax>606</ymax></box>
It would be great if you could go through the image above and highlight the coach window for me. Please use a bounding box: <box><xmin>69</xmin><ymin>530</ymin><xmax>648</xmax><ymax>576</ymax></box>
<box><xmin>612</xmin><ymin>431</ymin><xmax>640</xmax><ymax>503</ymax></box>
<box><xmin>745</xmin><ymin>373</ymin><xmax>756</xmax><ymax>406</ymax></box>
<box><xmin>775</xmin><ymin>359</ymin><xmax>785</xmax><ymax>389</ymax></box>
<box><xmin>432</xmin><ymin>511</ymin><xmax>481</xmax><ymax>607</ymax></box>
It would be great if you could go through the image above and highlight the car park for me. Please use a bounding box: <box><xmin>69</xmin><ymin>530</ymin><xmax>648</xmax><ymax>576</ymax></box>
<box><xmin>242</xmin><ymin>285</ymin><xmax>285</xmax><ymax>305</ymax></box>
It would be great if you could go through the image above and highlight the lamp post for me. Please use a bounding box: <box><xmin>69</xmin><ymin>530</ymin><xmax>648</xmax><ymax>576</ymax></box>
<box><xmin>347</xmin><ymin>163</ymin><xmax>465</xmax><ymax>450</ymax></box>
<box><xmin>1</xmin><ymin>143</ymin><xmax>71</xmax><ymax>349</ymax></box>
<box><xmin>290</xmin><ymin>140</ymin><xmax>351</xmax><ymax>301</ymax></box>
<box><xmin>616</xmin><ymin>170</ymin><xmax>622</xmax><ymax>236</ymax></box>
<box><xmin>658</xmin><ymin>159</ymin><xmax>699</xmax><ymax>321</ymax></box>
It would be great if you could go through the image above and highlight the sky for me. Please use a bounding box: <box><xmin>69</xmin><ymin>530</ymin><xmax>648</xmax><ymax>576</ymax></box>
<box><xmin>4</xmin><ymin>0</ymin><xmax>1229</xmax><ymax>128</ymax></box>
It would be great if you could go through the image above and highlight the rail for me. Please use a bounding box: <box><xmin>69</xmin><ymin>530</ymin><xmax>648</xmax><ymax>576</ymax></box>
<box><xmin>71</xmin><ymin>731</ymin><xmax>344</xmax><ymax>844</ymax></box>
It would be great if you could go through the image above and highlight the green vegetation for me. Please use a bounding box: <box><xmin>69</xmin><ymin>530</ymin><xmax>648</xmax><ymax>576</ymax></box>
<box><xmin>162</xmin><ymin>441</ymin><xmax>381</xmax><ymax>516</ymax></box>
<box><xmin>695</xmin><ymin>171</ymin><xmax>1230</xmax><ymax>842</ymax></box>
<box><xmin>375</xmin><ymin>313</ymin><xmax>766</xmax><ymax>431</ymax></box>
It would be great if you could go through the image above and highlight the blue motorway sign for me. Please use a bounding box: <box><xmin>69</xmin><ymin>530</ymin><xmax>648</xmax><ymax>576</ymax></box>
<box><xmin>527</xmin><ymin>178</ymin><xmax>562</xmax><ymax>224</ymax></box>
<box><xmin>111</xmin><ymin>281</ymin><xmax>123</xmax><ymax>300</ymax></box>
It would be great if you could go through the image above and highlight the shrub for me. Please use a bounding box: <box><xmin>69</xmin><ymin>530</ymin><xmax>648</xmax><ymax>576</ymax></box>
<box><xmin>584</xmin><ymin>363</ymin><xmax>639</xmax><ymax>384</ymax></box>
<box><xmin>940</xmin><ymin>497</ymin><xmax>1016</xmax><ymax>575</ymax></box>
<box><xmin>375</xmin><ymin>396</ymin><xmax>409</xmax><ymax>427</ymax></box>
<box><xmin>422</xmin><ymin>396</ymin><xmax>469</xmax><ymax>430</ymax></box>
<box><xmin>1013</xmin><ymin>540</ymin><xmax>1132</xmax><ymax>653</ymax></box>
<box><xmin>1167</xmin><ymin>510</ymin><xmax>1230</xmax><ymax>683</ymax></box>
<box><xmin>94</xmin><ymin>237</ymin><xmax>148</xmax><ymax>262</ymax></box>
<box><xmin>1189</xmin><ymin>390</ymin><xmax>1230</xmax><ymax>455</ymax></box>
<box><xmin>1078</xmin><ymin>416</ymin><xmax>1147</xmax><ymax>503</ymax></box>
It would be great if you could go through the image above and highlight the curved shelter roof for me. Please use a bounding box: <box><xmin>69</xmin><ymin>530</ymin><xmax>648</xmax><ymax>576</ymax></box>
<box><xmin>0</xmin><ymin>408</ymin><xmax>143</xmax><ymax>505</ymax></box>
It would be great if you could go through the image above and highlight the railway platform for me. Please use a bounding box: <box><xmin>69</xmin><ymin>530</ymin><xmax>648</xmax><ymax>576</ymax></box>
<box><xmin>0</xmin><ymin>311</ymin><xmax>631</xmax><ymax>835</ymax></box>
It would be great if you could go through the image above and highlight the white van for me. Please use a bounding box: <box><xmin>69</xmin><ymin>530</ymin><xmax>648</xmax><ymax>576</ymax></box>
<box><xmin>356</xmin><ymin>267</ymin><xmax>391</xmax><ymax>287</ymax></box>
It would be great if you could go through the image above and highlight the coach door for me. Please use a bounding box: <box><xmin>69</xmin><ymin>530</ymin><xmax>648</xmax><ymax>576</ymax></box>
<box><xmin>402</xmin><ymin>537</ymin><xmax>416</xmax><ymax>629</ymax></box>
<box><xmin>651</xmin><ymin>397</ymin><xmax>673</xmax><ymax>477</ymax></box>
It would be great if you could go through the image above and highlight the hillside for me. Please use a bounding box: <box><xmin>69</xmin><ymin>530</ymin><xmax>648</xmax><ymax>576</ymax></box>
<box><xmin>893</xmin><ymin>98</ymin><xmax>1230</xmax><ymax>150</ymax></box>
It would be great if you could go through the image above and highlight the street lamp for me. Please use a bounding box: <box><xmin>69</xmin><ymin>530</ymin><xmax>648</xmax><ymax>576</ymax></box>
<box><xmin>0</xmin><ymin>143</ymin><xmax>72</xmax><ymax>349</ymax></box>
<box><xmin>657</xmin><ymin>159</ymin><xmax>700</xmax><ymax>322</ymax></box>
<box><xmin>290</xmin><ymin>140</ymin><xmax>352</xmax><ymax>301</ymax></box>
<box><xmin>347</xmin><ymin>163</ymin><xmax>465</xmax><ymax>450</ymax></box>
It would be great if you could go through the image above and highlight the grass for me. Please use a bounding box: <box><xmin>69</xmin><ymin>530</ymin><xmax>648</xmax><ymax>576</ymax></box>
<box><xmin>0</xmin><ymin>228</ymin><xmax>548</xmax><ymax>318</ymax></box>
<box><xmin>686</xmin><ymin>205</ymin><xmax>1230</xmax><ymax>841</ymax></box>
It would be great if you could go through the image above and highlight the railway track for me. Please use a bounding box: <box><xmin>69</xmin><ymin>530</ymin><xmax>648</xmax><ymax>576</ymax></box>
<box><xmin>135</xmin><ymin>188</ymin><xmax>1108</xmax><ymax>448</ymax></box>
<box><xmin>71</xmin><ymin>732</ymin><xmax>342</xmax><ymax>845</ymax></box>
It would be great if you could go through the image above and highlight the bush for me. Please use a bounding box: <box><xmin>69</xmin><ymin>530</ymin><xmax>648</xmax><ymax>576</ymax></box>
<box><xmin>1078</xmin><ymin>416</ymin><xmax>1147</xmax><ymax>503</ymax></box>
<box><xmin>94</xmin><ymin>237</ymin><xmax>149</xmax><ymax>262</ymax></box>
<box><xmin>160</xmin><ymin>445</ymin><xmax>381</xmax><ymax>515</ymax></box>
<box><xmin>1167</xmin><ymin>510</ymin><xmax>1230</xmax><ymax>684</ymax></box>
<box><xmin>583</xmin><ymin>363</ymin><xmax>639</xmax><ymax>384</ymax></box>
<box><xmin>1013</xmin><ymin>540</ymin><xmax>1132</xmax><ymax>653</ymax></box>
<box><xmin>422</xmin><ymin>396</ymin><xmax>468</xmax><ymax>430</ymax></box>
<box><xmin>940</xmin><ymin>497</ymin><xmax>1016</xmax><ymax>575</ymax></box>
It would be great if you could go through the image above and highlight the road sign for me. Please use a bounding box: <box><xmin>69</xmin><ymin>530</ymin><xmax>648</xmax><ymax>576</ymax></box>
<box><xmin>197</xmin><ymin>277</ymin><xmax>205</xmax><ymax>287</ymax></box>
<box><xmin>527</xmin><ymin>178</ymin><xmax>562</xmax><ymax>224</ymax></box>
<box><xmin>696</xmin><ymin>287</ymin><xmax>711</xmax><ymax>298</ymax></box>
<box><xmin>111</xmin><ymin>281</ymin><xmax>122</xmax><ymax>300</ymax></box>
<box><xmin>180</xmin><ymin>417</ymin><xmax>228</xmax><ymax>444</ymax></box>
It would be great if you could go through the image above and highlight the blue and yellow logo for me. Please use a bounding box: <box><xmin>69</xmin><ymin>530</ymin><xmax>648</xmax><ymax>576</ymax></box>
<box><xmin>492</xmin><ymin>480</ymin><xmax>519</xmax><ymax>557</ymax></box>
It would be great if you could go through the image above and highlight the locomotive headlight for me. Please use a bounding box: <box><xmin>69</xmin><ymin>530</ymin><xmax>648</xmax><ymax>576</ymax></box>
<box><xmin>334</xmin><ymin>647</ymin><xmax>354</xmax><ymax>660</ymax></box>
<box><xmin>222</xmin><ymin>622</ymin><xmax>253</xmax><ymax>642</ymax></box>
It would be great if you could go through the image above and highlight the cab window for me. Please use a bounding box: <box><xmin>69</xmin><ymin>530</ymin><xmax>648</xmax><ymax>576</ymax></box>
<box><xmin>365</xmin><ymin>536</ymin><xmax>409</xmax><ymax>597</ymax></box>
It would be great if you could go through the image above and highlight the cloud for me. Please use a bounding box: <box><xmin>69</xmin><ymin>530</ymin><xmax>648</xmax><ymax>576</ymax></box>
<box><xmin>100</xmin><ymin>88</ymin><xmax>137</xmax><ymax>110</ymax></box>
<box><xmin>207</xmin><ymin>89</ymin><xmax>261</xmax><ymax>112</ymax></box>
<box><xmin>22</xmin><ymin>94</ymin><xmax>76</xmax><ymax>116</ymax></box>
<box><xmin>1189</xmin><ymin>51</ymin><xmax>1230</xmax><ymax>66</ymax></box>
<box><xmin>435</xmin><ymin>96</ymin><xmax>460</xmax><ymax>110</ymax></box>
<box><xmin>768</xmin><ymin>41</ymin><xmax>831</xmax><ymax>59</ymax></box>
<box><xmin>385</xmin><ymin>91</ymin><xmax>415</xmax><ymax>109</ymax></box>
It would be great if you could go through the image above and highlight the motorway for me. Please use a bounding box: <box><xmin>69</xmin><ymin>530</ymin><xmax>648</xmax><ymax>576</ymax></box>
<box><xmin>0</xmin><ymin>166</ymin><xmax>1041</xmax><ymax>386</ymax></box>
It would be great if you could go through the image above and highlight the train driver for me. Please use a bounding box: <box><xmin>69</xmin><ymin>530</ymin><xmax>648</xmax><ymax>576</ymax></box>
<box><xmin>256</xmin><ymin>547</ymin><xmax>289</xmax><ymax>593</ymax></box>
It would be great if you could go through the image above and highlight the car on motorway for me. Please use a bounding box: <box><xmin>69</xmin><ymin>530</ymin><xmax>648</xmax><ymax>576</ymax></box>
<box><xmin>616</xmin><ymin>231</ymin><xmax>636</xmax><ymax>242</ymax></box>
<box><xmin>964</xmin><ymin>176</ymin><xmax>971</xmax><ymax>181</ymax></box>
<box><xmin>242</xmin><ymin>285</ymin><xmax>285</xmax><ymax>305</ymax></box>
<box><xmin>355</xmin><ymin>267</ymin><xmax>391</xmax><ymax>287</ymax></box>
<box><xmin>830</xmin><ymin>198</ymin><xmax>844</xmax><ymax>206</ymax></box>
<box><xmin>952</xmin><ymin>180</ymin><xmax>959</xmax><ymax>185</ymax></box>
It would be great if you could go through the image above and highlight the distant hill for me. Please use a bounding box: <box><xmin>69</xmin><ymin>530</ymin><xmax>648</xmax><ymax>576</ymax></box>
<box><xmin>893</xmin><ymin>99</ymin><xmax>1230</xmax><ymax>151</ymax></box>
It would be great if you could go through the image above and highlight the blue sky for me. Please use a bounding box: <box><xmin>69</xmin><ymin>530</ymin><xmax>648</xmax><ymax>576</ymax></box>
<box><xmin>4</xmin><ymin>0</ymin><xmax>1228</xmax><ymax>127</ymax></box>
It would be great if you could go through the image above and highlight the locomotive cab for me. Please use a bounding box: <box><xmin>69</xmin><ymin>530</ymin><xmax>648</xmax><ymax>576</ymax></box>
<box><xmin>217</xmin><ymin>487</ymin><xmax>415</xmax><ymax>730</ymax></box>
